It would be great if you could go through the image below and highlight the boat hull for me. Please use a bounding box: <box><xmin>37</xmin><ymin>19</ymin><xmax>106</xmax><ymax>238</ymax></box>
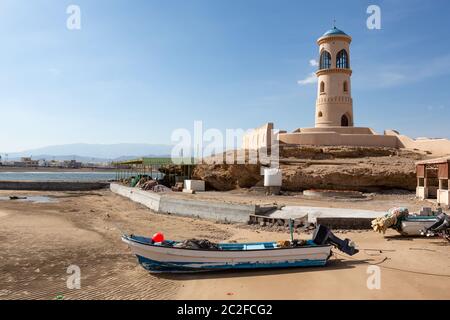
<box><xmin>122</xmin><ymin>236</ymin><xmax>332</xmax><ymax>273</ymax></box>
<box><xmin>399</xmin><ymin>217</ymin><xmax>437</xmax><ymax>236</ymax></box>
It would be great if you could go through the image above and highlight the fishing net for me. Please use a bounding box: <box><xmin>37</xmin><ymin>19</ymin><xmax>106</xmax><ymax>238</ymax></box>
<box><xmin>371</xmin><ymin>207</ymin><xmax>409</xmax><ymax>234</ymax></box>
<box><xmin>174</xmin><ymin>239</ymin><xmax>221</xmax><ymax>250</ymax></box>
<box><xmin>276</xmin><ymin>240</ymin><xmax>308</xmax><ymax>248</ymax></box>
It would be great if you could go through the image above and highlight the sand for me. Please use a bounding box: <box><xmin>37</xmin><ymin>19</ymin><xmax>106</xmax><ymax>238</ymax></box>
<box><xmin>0</xmin><ymin>189</ymin><xmax>449</xmax><ymax>300</ymax></box>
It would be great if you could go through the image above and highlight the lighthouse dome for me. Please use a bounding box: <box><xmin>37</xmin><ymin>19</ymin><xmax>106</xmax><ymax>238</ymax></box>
<box><xmin>322</xmin><ymin>26</ymin><xmax>348</xmax><ymax>37</ymax></box>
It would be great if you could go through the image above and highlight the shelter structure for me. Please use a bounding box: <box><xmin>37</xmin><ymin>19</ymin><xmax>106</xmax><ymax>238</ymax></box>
<box><xmin>416</xmin><ymin>157</ymin><xmax>450</xmax><ymax>207</ymax></box>
<box><xmin>113</xmin><ymin>157</ymin><xmax>195</xmax><ymax>187</ymax></box>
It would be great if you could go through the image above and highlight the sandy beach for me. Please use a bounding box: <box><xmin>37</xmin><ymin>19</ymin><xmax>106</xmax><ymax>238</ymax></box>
<box><xmin>0</xmin><ymin>189</ymin><xmax>449</xmax><ymax>300</ymax></box>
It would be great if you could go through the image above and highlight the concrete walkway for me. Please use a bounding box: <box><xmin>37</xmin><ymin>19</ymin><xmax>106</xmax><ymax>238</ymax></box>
<box><xmin>269</xmin><ymin>206</ymin><xmax>386</xmax><ymax>224</ymax></box>
<box><xmin>111</xmin><ymin>183</ymin><xmax>389</xmax><ymax>228</ymax></box>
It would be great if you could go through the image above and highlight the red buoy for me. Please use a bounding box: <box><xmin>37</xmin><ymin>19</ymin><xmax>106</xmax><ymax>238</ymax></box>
<box><xmin>152</xmin><ymin>232</ymin><xmax>165</xmax><ymax>243</ymax></box>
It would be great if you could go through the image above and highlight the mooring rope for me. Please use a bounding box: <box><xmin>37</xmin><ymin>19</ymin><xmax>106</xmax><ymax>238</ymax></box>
<box><xmin>332</xmin><ymin>251</ymin><xmax>450</xmax><ymax>278</ymax></box>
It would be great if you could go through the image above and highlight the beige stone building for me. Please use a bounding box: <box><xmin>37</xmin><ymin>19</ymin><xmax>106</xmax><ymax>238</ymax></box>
<box><xmin>243</xmin><ymin>27</ymin><xmax>450</xmax><ymax>156</ymax></box>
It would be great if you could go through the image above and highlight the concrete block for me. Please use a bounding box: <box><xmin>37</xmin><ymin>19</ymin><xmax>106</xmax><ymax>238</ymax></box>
<box><xmin>316</xmin><ymin>217</ymin><xmax>374</xmax><ymax>229</ymax></box>
<box><xmin>264</xmin><ymin>168</ymin><xmax>282</xmax><ymax>187</ymax></box>
<box><xmin>419</xmin><ymin>207</ymin><xmax>432</xmax><ymax>216</ymax></box>
<box><xmin>437</xmin><ymin>189</ymin><xmax>450</xmax><ymax>207</ymax></box>
<box><xmin>416</xmin><ymin>186</ymin><xmax>428</xmax><ymax>200</ymax></box>
<box><xmin>184</xmin><ymin>180</ymin><xmax>205</xmax><ymax>192</ymax></box>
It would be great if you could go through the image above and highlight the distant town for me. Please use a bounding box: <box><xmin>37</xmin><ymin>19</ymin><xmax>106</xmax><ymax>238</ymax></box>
<box><xmin>0</xmin><ymin>156</ymin><xmax>115</xmax><ymax>169</ymax></box>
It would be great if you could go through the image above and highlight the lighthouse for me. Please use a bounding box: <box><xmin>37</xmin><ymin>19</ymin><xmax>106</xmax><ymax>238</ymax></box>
<box><xmin>315</xmin><ymin>26</ymin><xmax>353</xmax><ymax>128</ymax></box>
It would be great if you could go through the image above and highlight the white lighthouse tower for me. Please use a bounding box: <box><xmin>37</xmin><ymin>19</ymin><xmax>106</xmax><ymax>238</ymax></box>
<box><xmin>315</xmin><ymin>26</ymin><xmax>353</xmax><ymax>128</ymax></box>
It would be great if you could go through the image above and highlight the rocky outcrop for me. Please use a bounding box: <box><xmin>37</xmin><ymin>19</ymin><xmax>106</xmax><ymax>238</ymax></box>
<box><xmin>282</xmin><ymin>162</ymin><xmax>417</xmax><ymax>192</ymax></box>
<box><xmin>192</xmin><ymin>164</ymin><xmax>262</xmax><ymax>191</ymax></box>
<box><xmin>191</xmin><ymin>146</ymin><xmax>425</xmax><ymax>192</ymax></box>
<box><xmin>280</xmin><ymin>145</ymin><xmax>424</xmax><ymax>160</ymax></box>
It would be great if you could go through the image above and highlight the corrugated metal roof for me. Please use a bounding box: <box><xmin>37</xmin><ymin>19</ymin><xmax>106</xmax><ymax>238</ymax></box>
<box><xmin>113</xmin><ymin>157</ymin><xmax>195</xmax><ymax>166</ymax></box>
<box><xmin>416</xmin><ymin>156</ymin><xmax>450</xmax><ymax>165</ymax></box>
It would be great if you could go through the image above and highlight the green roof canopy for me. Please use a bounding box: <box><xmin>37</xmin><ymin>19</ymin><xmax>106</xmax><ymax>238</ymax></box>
<box><xmin>113</xmin><ymin>157</ymin><xmax>195</xmax><ymax>166</ymax></box>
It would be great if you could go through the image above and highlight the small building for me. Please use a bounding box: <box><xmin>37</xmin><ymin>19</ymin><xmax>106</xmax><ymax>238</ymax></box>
<box><xmin>416</xmin><ymin>157</ymin><xmax>450</xmax><ymax>208</ymax></box>
<box><xmin>113</xmin><ymin>157</ymin><xmax>196</xmax><ymax>187</ymax></box>
<box><xmin>62</xmin><ymin>160</ymin><xmax>82</xmax><ymax>169</ymax></box>
<box><xmin>14</xmin><ymin>157</ymin><xmax>39</xmax><ymax>167</ymax></box>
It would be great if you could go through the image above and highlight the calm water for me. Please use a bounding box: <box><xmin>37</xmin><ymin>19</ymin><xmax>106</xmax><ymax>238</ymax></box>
<box><xmin>0</xmin><ymin>172</ymin><xmax>117</xmax><ymax>182</ymax></box>
<box><xmin>0</xmin><ymin>196</ymin><xmax>57</xmax><ymax>203</ymax></box>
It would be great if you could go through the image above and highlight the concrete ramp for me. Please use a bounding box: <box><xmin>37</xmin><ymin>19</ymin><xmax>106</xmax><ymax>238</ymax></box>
<box><xmin>269</xmin><ymin>206</ymin><xmax>386</xmax><ymax>229</ymax></box>
<box><xmin>110</xmin><ymin>183</ymin><xmax>254</xmax><ymax>223</ymax></box>
<box><xmin>111</xmin><ymin>183</ymin><xmax>388</xmax><ymax>228</ymax></box>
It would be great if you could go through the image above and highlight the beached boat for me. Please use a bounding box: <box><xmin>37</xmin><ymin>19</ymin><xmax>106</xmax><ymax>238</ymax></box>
<box><xmin>399</xmin><ymin>216</ymin><xmax>438</xmax><ymax>236</ymax></box>
<box><xmin>371</xmin><ymin>207</ymin><xmax>443</xmax><ymax>236</ymax></box>
<box><xmin>122</xmin><ymin>225</ymin><xmax>358</xmax><ymax>273</ymax></box>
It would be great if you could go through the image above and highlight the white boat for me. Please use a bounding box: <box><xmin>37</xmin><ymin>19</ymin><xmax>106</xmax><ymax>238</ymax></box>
<box><xmin>399</xmin><ymin>216</ymin><xmax>438</xmax><ymax>236</ymax></box>
<box><xmin>122</xmin><ymin>225</ymin><xmax>358</xmax><ymax>273</ymax></box>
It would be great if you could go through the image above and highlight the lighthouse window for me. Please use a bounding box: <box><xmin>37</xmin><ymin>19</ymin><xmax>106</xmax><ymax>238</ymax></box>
<box><xmin>319</xmin><ymin>51</ymin><xmax>331</xmax><ymax>69</ymax></box>
<box><xmin>336</xmin><ymin>50</ymin><xmax>349</xmax><ymax>69</ymax></box>
<box><xmin>318</xmin><ymin>111</ymin><xmax>323</xmax><ymax>117</ymax></box>
<box><xmin>320</xmin><ymin>81</ymin><xmax>325</xmax><ymax>93</ymax></box>
<box><xmin>343</xmin><ymin>81</ymin><xmax>348</xmax><ymax>92</ymax></box>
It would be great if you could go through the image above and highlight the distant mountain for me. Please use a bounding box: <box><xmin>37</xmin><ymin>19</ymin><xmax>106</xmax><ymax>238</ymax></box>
<box><xmin>2</xmin><ymin>143</ymin><xmax>174</xmax><ymax>163</ymax></box>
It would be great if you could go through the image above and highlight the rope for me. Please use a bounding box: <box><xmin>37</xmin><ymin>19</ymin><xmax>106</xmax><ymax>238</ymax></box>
<box><xmin>332</xmin><ymin>251</ymin><xmax>450</xmax><ymax>278</ymax></box>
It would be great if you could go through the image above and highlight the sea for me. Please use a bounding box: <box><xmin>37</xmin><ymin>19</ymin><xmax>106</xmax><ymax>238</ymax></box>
<box><xmin>0</xmin><ymin>171</ymin><xmax>117</xmax><ymax>182</ymax></box>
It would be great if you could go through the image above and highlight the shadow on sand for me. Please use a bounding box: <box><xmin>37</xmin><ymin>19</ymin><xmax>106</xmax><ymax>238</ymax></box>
<box><xmin>383</xmin><ymin>235</ymin><xmax>415</xmax><ymax>241</ymax></box>
<box><xmin>154</xmin><ymin>257</ymin><xmax>371</xmax><ymax>281</ymax></box>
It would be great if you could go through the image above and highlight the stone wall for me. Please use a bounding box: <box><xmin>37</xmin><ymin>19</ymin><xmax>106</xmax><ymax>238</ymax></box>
<box><xmin>110</xmin><ymin>183</ymin><xmax>255</xmax><ymax>223</ymax></box>
<box><xmin>278</xmin><ymin>131</ymin><xmax>399</xmax><ymax>148</ymax></box>
<box><xmin>385</xmin><ymin>130</ymin><xmax>450</xmax><ymax>156</ymax></box>
<box><xmin>242</xmin><ymin>122</ymin><xmax>274</xmax><ymax>150</ymax></box>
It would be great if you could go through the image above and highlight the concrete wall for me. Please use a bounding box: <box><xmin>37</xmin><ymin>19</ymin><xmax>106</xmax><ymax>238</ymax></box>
<box><xmin>110</xmin><ymin>183</ymin><xmax>160</xmax><ymax>211</ymax></box>
<box><xmin>0</xmin><ymin>181</ymin><xmax>109</xmax><ymax>191</ymax></box>
<box><xmin>243</xmin><ymin>122</ymin><xmax>450</xmax><ymax>153</ymax></box>
<box><xmin>278</xmin><ymin>131</ymin><xmax>399</xmax><ymax>148</ymax></box>
<box><xmin>242</xmin><ymin>123</ymin><xmax>274</xmax><ymax>150</ymax></box>
<box><xmin>159</xmin><ymin>196</ymin><xmax>255</xmax><ymax>223</ymax></box>
<box><xmin>295</xmin><ymin>127</ymin><xmax>375</xmax><ymax>134</ymax></box>
<box><xmin>110</xmin><ymin>183</ymin><xmax>254</xmax><ymax>223</ymax></box>
<box><xmin>385</xmin><ymin>130</ymin><xmax>450</xmax><ymax>156</ymax></box>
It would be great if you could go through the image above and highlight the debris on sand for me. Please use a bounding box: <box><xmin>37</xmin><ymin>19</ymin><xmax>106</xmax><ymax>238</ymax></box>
<box><xmin>9</xmin><ymin>196</ymin><xmax>27</xmax><ymax>200</ymax></box>
<box><xmin>371</xmin><ymin>207</ymin><xmax>409</xmax><ymax>233</ymax></box>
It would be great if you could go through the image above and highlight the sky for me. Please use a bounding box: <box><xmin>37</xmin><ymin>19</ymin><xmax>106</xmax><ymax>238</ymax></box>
<box><xmin>1</xmin><ymin>0</ymin><xmax>450</xmax><ymax>153</ymax></box>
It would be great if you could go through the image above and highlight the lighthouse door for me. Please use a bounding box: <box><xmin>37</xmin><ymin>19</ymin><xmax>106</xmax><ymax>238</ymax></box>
<box><xmin>341</xmin><ymin>114</ymin><xmax>349</xmax><ymax>127</ymax></box>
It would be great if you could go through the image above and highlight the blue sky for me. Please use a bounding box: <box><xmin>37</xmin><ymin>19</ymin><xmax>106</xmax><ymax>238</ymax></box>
<box><xmin>1</xmin><ymin>0</ymin><xmax>449</xmax><ymax>152</ymax></box>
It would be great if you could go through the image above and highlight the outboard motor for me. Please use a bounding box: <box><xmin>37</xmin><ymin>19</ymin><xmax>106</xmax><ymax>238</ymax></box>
<box><xmin>421</xmin><ymin>213</ymin><xmax>450</xmax><ymax>240</ymax></box>
<box><xmin>312</xmin><ymin>225</ymin><xmax>359</xmax><ymax>256</ymax></box>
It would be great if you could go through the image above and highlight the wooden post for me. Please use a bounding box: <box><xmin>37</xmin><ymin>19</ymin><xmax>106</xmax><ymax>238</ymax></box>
<box><xmin>289</xmin><ymin>219</ymin><xmax>294</xmax><ymax>242</ymax></box>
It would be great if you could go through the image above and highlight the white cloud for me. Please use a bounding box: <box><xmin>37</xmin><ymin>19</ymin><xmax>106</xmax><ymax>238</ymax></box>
<box><xmin>297</xmin><ymin>72</ymin><xmax>317</xmax><ymax>85</ymax></box>
<box><xmin>356</xmin><ymin>54</ymin><xmax>450</xmax><ymax>89</ymax></box>
<box><xmin>309</xmin><ymin>59</ymin><xmax>319</xmax><ymax>67</ymax></box>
